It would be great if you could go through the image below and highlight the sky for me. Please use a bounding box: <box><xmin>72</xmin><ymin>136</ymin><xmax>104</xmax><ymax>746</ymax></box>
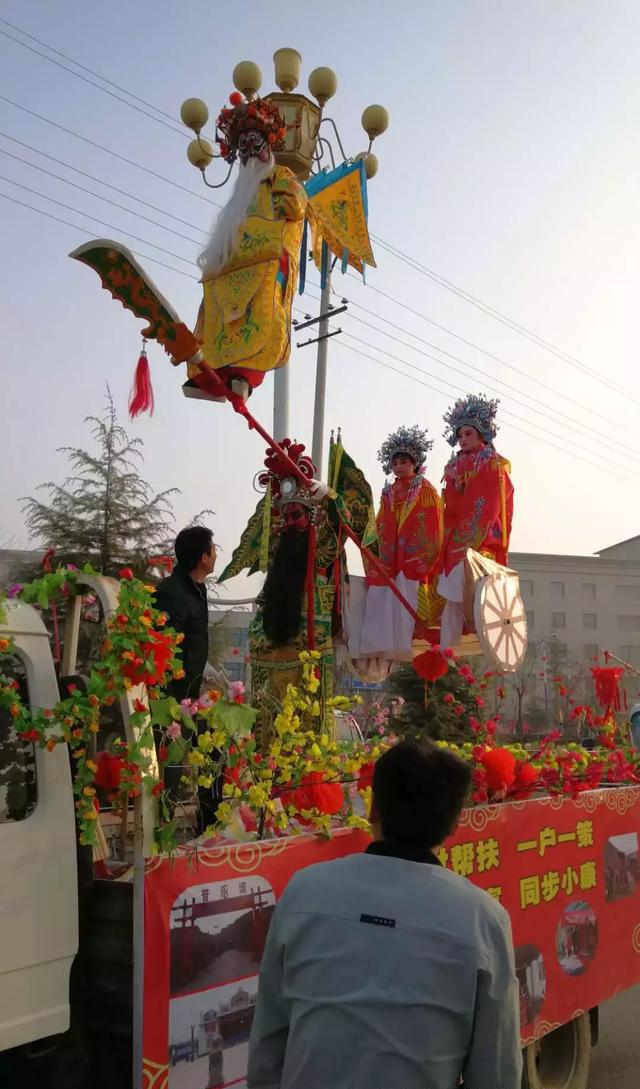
<box><xmin>2</xmin><ymin>0</ymin><xmax>640</xmax><ymax>601</ymax></box>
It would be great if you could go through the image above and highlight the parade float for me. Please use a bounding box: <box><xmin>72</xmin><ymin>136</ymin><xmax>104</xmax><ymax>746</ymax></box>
<box><xmin>2</xmin><ymin>47</ymin><xmax>639</xmax><ymax>1089</ymax></box>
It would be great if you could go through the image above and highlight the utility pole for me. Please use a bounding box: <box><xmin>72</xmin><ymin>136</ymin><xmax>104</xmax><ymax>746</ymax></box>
<box><xmin>311</xmin><ymin>272</ymin><xmax>332</xmax><ymax>472</ymax></box>
<box><xmin>273</xmin><ymin>365</ymin><xmax>289</xmax><ymax>441</ymax></box>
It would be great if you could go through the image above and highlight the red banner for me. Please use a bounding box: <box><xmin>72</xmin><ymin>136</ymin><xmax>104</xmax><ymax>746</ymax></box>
<box><xmin>143</xmin><ymin>789</ymin><xmax>640</xmax><ymax>1089</ymax></box>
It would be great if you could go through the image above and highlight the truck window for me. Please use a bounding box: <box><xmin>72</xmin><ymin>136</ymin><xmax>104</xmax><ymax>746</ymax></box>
<box><xmin>0</xmin><ymin>653</ymin><xmax>37</xmax><ymax>822</ymax></box>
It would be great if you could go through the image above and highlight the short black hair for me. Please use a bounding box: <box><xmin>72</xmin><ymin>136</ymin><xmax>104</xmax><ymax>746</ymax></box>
<box><xmin>372</xmin><ymin>739</ymin><xmax>471</xmax><ymax>848</ymax></box>
<box><xmin>174</xmin><ymin>526</ymin><xmax>215</xmax><ymax>571</ymax></box>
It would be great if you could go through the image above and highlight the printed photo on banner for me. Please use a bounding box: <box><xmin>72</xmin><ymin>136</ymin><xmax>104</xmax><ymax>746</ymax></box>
<box><xmin>169</xmin><ymin>978</ymin><xmax>257</xmax><ymax>1089</ymax></box>
<box><xmin>170</xmin><ymin>876</ymin><xmax>275</xmax><ymax>997</ymax></box>
<box><xmin>604</xmin><ymin>832</ymin><xmax>639</xmax><ymax>902</ymax></box>
<box><xmin>515</xmin><ymin>944</ymin><xmax>546</xmax><ymax>1026</ymax></box>
<box><xmin>556</xmin><ymin>900</ymin><xmax>598</xmax><ymax>976</ymax></box>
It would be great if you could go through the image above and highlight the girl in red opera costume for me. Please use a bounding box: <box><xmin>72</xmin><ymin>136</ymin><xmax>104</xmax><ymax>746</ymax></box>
<box><xmin>439</xmin><ymin>394</ymin><xmax>513</xmax><ymax>648</ymax></box>
<box><xmin>359</xmin><ymin>426</ymin><xmax>442</xmax><ymax>666</ymax></box>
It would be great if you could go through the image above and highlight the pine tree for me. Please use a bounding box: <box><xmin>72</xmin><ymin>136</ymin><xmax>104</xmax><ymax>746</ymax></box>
<box><xmin>21</xmin><ymin>389</ymin><xmax>178</xmax><ymax>576</ymax></box>
<box><xmin>384</xmin><ymin>663</ymin><xmax>479</xmax><ymax>742</ymax></box>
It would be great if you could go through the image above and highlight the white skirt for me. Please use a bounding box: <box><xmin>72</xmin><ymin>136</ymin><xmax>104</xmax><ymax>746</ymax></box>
<box><xmin>358</xmin><ymin>572</ymin><xmax>419</xmax><ymax>660</ymax></box>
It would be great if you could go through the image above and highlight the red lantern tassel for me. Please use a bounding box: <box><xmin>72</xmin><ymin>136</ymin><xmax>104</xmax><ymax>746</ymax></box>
<box><xmin>129</xmin><ymin>347</ymin><xmax>154</xmax><ymax>418</ymax></box>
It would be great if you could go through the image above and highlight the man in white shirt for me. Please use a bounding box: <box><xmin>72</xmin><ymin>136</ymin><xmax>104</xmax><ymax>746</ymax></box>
<box><xmin>247</xmin><ymin>740</ymin><xmax>522</xmax><ymax>1089</ymax></box>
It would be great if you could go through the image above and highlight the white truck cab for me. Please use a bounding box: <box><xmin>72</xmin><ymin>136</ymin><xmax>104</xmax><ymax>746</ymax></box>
<box><xmin>0</xmin><ymin>599</ymin><xmax>78</xmax><ymax>1052</ymax></box>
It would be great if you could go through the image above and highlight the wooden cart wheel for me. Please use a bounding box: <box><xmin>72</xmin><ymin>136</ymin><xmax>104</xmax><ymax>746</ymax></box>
<box><xmin>473</xmin><ymin>573</ymin><xmax>528</xmax><ymax>671</ymax></box>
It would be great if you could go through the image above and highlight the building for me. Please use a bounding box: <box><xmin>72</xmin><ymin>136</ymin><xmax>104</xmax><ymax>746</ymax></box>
<box><xmin>208</xmin><ymin>606</ymin><xmax>253</xmax><ymax>682</ymax></box>
<box><xmin>512</xmin><ymin>536</ymin><xmax>640</xmax><ymax>669</ymax></box>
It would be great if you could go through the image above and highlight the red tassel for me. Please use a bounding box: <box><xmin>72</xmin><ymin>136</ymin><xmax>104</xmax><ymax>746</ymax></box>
<box><xmin>129</xmin><ymin>348</ymin><xmax>154</xmax><ymax>418</ymax></box>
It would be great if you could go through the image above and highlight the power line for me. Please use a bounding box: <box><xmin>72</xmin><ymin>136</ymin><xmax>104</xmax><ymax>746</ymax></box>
<box><xmin>0</xmin><ymin>16</ymin><xmax>180</xmax><ymax>124</ymax></box>
<box><xmin>0</xmin><ymin>191</ymin><xmax>198</xmax><ymax>280</ymax></box>
<box><xmin>372</xmin><ymin>234</ymin><xmax>640</xmax><ymax>407</ymax></box>
<box><xmin>330</xmin><ymin>332</ymin><xmax>640</xmax><ymax>488</ymax></box>
<box><xmin>0</xmin><ymin>95</ymin><xmax>221</xmax><ymax>207</ymax></box>
<box><xmin>0</xmin><ymin>131</ymin><xmax>210</xmax><ymax>233</ymax></box>
<box><xmin>340</xmin><ymin>329</ymin><xmax>640</xmax><ymax>480</ymax></box>
<box><xmin>2</xmin><ymin>180</ymin><xmax>635</xmax><ymax>489</ymax></box>
<box><xmin>304</xmin><ymin>288</ymin><xmax>637</xmax><ymax>464</ymax></box>
<box><xmin>325</xmin><ymin>278</ymin><xmax>638</xmax><ymax>443</ymax></box>
<box><xmin>0</xmin><ymin>25</ymin><xmax>186</xmax><ymax>136</ymax></box>
<box><xmin>0</xmin><ymin>146</ymin><xmax>203</xmax><ymax>245</ymax></box>
<box><xmin>4</xmin><ymin>19</ymin><xmax>629</xmax><ymax>409</ymax></box>
<box><xmin>0</xmin><ymin>174</ymin><xmax>196</xmax><ymax>265</ymax></box>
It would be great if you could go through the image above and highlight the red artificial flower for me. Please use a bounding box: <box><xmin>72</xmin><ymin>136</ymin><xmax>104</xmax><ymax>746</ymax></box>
<box><xmin>134</xmin><ymin>698</ymin><xmax>147</xmax><ymax>714</ymax></box>
<box><xmin>94</xmin><ymin>751</ymin><xmax>125</xmax><ymax>794</ymax></box>
<box><xmin>122</xmin><ymin>630</ymin><xmax>174</xmax><ymax>687</ymax></box>
<box><xmin>118</xmin><ymin>568</ymin><xmax>134</xmax><ymax>580</ymax></box>
<box><xmin>19</xmin><ymin>728</ymin><xmax>40</xmax><ymax>743</ymax></box>
<box><xmin>158</xmin><ymin>745</ymin><xmax>169</xmax><ymax>763</ymax></box>
<box><xmin>442</xmin><ymin>692</ymin><xmax>454</xmax><ymax>704</ymax></box>
<box><xmin>480</xmin><ymin>748</ymin><xmax>516</xmax><ymax>793</ymax></box>
<box><xmin>151</xmin><ymin>781</ymin><xmax>164</xmax><ymax>797</ymax></box>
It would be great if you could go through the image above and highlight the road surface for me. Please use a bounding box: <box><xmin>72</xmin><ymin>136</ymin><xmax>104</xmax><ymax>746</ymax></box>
<box><xmin>589</xmin><ymin>984</ymin><xmax>640</xmax><ymax>1088</ymax></box>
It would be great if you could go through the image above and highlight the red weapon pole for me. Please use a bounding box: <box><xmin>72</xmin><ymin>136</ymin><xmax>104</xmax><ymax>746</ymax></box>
<box><xmin>194</xmin><ymin>362</ymin><xmax>422</xmax><ymax>626</ymax></box>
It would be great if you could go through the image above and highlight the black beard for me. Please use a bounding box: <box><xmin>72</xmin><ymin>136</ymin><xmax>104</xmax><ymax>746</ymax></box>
<box><xmin>262</xmin><ymin>528</ymin><xmax>310</xmax><ymax>647</ymax></box>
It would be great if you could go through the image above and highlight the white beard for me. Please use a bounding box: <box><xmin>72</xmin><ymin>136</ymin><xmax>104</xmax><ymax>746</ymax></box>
<box><xmin>197</xmin><ymin>153</ymin><xmax>275</xmax><ymax>280</ymax></box>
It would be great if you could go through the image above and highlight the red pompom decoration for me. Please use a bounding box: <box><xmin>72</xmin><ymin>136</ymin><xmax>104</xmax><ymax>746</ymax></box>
<box><xmin>229</xmin><ymin>91</ymin><xmax>244</xmax><ymax>106</ymax></box>
<box><xmin>480</xmin><ymin>747</ymin><xmax>516</xmax><ymax>793</ymax></box>
<box><xmin>413</xmin><ymin>649</ymin><xmax>449</xmax><ymax>682</ymax></box>
<box><xmin>281</xmin><ymin>772</ymin><xmax>344</xmax><ymax>816</ymax></box>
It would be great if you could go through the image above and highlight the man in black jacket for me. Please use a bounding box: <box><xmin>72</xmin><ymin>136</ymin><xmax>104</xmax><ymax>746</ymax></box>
<box><xmin>154</xmin><ymin>525</ymin><xmax>216</xmax><ymax>702</ymax></box>
<box><xmin>154</xmin><ymin>526</ymin><xmax>217</xmax><ymax>828</ymax></box>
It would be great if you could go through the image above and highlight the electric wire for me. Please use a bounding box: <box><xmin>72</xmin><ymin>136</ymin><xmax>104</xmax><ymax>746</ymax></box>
<box><xmin>2</xmin><ymin>17</ymin><xmax>634</xmax><ymax>408</ymax></box>
<box><xmin>0</xmin><ymin>16</ymin><xmax>180</xmax><ymax>124</ymax></box>
<box><xmin>0</xmin><ymin>176</ymin><xmax>197</xmax><ymax>265</ymax></box>
<box><xmin>0</xmin><ymin>191</ymin><xmax>199</xmax><ymax>280</ymax></box>
<box><xmin>0</xmin><ymin>146</ymin><xmax>204</xmax><ymax>245</ymax></box>
<box><xmin>0</xmin><ymin>25</ymin><xmax>187</xmax><ymax>136</ymax></box>
<box><xmin>371</xmin><ymin>234</ymin><xmax>640</xmax><ymax>407</ymax></box>
<box><xmin>304</xmin><ymin>286</ymin><xmax>637</xmax><ymax>463</ymax></box>
<box><xmin>0</xmin><ymin>131</ymin><xmax>211</xmax><ymax>232</ymax></box>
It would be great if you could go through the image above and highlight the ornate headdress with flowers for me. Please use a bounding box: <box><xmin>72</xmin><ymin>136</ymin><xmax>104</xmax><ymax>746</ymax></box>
<box><xmin>377</xmin><ymin>425</ymin><xmax>433</xmax><ymax>476</ymax></box>
<box><xmin>442</xmin><ymin>394</ymin><xmax>500</xmax><ymax>447</ymax></box>
<box><xmin>216</xmin><ymin>93</ymin><xmax>287</xmax><ymax>163</ymax></box>
<box><xmin>258</xmin><ymin>439</ymin><xmax>328</xmax><ymax>516</ymax></box>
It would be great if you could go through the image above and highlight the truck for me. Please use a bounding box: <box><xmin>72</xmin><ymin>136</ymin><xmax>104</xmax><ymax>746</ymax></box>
<box><xmin>1</xmin><ymin>573</ymin><xmax>638</xmax><ymax>1089</ymax></box>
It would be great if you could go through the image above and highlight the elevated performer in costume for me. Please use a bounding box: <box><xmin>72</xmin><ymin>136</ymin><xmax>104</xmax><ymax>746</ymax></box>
<box><xmin>359</xmin><ymin>426</ymin><xmax>442</xmax><ymax>662</ymax></box>
<box><xmin>218</xmin><ymin>436</ymin><xmax>376</xmax><ymax>739</ymax></box>
<box><xmin>439</xmin><ymin>395</ymin><xmax>513</xmax><ymax>648</ymax></box>
<box><xmin>191</xmin><ymin>95</ymin><xmax>307</xmax><ymax>402</ymax></box>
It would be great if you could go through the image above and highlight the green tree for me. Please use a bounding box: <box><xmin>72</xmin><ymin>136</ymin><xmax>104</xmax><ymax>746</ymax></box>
<box><xmin>384</xmin><ymin>663</ymin><xmax>479</xmax><ymax>742</ymax></box>
<box><xmin>20</xmin><ymin>388</ymin><xmax>177</xmax><ymax>577</ymax></box>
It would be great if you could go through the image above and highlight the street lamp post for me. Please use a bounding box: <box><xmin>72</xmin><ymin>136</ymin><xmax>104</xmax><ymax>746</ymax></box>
<box><xmin>180</xmin><ymin>51</ymin><xmax>388</xmax><ymax>471</ymax></box>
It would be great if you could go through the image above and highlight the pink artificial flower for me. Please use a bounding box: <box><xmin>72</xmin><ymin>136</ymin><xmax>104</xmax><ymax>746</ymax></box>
<box><xmin>228</xmin><ymin>680</ymin><xmax>246</xmax><ymax>704</ymax></box>
<box><xmin>180</xmin><ymin>698</ymin><xmax>197</xmax><ymax>715</ymax></box>
<box><xmin>7</xmin><ymin>583</ymin><xmax>23</xmax><ymax>598</ymax></box>
<box><xmin>167</xmin><ymin>721</ymin><xmax>182</xmax><ymax>740</ymax></box>
<box><xmin>231</xmin><ymin>647</ymin><xmax>240</xmax><ymax>656</ymax></box>
<box><xmin>443</xmin><ymin>692</ymin><xmax>454</xmax><ymax>704</ymax></box>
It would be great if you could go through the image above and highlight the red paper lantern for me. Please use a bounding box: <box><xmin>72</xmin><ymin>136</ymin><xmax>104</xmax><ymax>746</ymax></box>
<box><xmin>281</xmin><ymin>772</ymin><xmax>344</xmax><ymax>816</ymax></box>
<box><xmin>413</xmin><ymin>649</ymin><xmax>449</xmax><ymax>682</ymax></box>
